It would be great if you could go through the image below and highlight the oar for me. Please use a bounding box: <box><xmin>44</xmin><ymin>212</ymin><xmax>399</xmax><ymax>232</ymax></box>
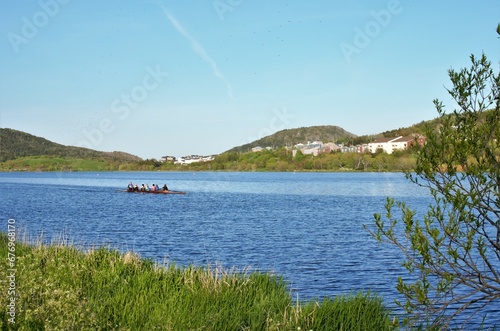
<box><xmin>165</xmin><ymin>190</ymin><xmax>187</xmax><ymax>194</ymax></box>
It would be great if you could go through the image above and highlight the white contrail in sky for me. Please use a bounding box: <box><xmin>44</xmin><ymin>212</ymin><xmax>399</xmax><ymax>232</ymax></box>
<box><xmin>157</xmin><ymin>3</ymin><xmax>235</xmax><ymax>100</ymax></box>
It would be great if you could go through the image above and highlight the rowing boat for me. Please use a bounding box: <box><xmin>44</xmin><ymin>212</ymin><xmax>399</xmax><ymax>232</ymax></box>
<box><xmin>121</xmin><ymin>189</ymin><xmax>187</xmax><ymax>195</ymax></box>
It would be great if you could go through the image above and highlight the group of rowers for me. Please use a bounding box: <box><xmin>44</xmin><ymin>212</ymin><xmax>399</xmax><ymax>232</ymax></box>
<box><xmin>127</xmin><ymin>182</ymin><xmax>169</xmax><ymax>192</ymax></box>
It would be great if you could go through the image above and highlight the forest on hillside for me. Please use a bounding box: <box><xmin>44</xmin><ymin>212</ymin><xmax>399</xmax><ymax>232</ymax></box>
<box><xmin>0</xmin><ymin>128</ymin><xmax>141</xmax><ymax>163</ymax></box>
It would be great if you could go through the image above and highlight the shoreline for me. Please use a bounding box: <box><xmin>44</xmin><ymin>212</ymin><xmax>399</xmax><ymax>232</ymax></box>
<box><xmin>0</xmin><ymin>232</ymin><xmax>396</xmax><ymax>330</ymax></box>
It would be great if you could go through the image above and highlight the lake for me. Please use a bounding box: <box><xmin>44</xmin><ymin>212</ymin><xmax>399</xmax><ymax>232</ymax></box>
<box><xmin>1</xmin><ymin>171</ymin><xmax>498</xmax><ymax>328</ymax></box>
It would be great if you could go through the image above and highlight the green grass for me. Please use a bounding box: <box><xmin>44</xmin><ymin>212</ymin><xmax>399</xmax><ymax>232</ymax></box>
<box><xmin>0</xmin><ymin>232</ymin><xmax>397</xmax><ymax>330</ymax></box>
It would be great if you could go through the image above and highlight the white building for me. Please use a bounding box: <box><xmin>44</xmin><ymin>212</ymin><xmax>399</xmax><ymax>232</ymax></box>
<box><xmin>175</xmin><ymin>155</ymin><xmax>215</xmax><ymax>165</ymax></box>
<box><xmin>368</xmin><ymin>136</ymin><xmax>416</xmax><ymax>154</ymax></box>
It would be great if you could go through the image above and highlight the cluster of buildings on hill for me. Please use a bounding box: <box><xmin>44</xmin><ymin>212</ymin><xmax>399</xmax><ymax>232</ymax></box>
<box><xmin>160</xmin><ymin>154</ymin><xmax>215</xmax><ymax>165</ymax></box>
<box><xmin>253</xmin><ymin>135</ymin><xmax>426</xmax><ymax>156</ymax></box>
<box><xmin>161</xmin><ymin>135</ymin><xmax>426</xmax><ymax>164</ymax></box>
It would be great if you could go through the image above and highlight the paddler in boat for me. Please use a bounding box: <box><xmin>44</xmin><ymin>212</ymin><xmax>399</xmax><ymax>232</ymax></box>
<box><xmin>127</xmin><ymin>182</ymin><xmax>134</xmax><ymax>191</ymax></box>
<box><xmin>162</xmin><ymin>183</ymin><xmax>169</xmax><ymax>191</ymax></box>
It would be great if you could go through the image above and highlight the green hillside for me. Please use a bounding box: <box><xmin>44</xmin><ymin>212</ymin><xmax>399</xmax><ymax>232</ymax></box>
<box><xmin>225</xmin><ymin>120</ymin><xmax>434</xmax><ymax>154</ymax></box>
<box><xmin>227</xmin><ymin>125</ymin><xmax>357</xmax><ymax>153</ymax></box>
<box><xmin>0</xmin><ymin>128</ymin><xmax>141</xmax><ymax>163</ymax></box>
<box><xmin>0</xmin><ymin>115</ymin><xmax>447</xmax><ymax>172</ymax></box>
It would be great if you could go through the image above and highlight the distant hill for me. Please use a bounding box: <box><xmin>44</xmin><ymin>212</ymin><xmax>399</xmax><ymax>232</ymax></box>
<box><xmin>0</xmin><ymin>128</ymin><xmax>142</xmax><ymax>163</ymax></box>
<box><xmin>226</xmin><ymin>125</ymin><xmax>357</xmax><ymax>153</ymax></box>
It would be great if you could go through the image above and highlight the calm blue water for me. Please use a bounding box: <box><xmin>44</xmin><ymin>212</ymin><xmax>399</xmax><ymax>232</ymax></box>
<box><xmin>0</xmin><ymin>171</ymin><xmax>498</xmax><ymax>328</ymax></box>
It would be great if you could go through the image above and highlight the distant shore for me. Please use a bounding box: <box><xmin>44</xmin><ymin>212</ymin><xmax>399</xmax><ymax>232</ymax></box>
<box><xmin>0</xmin><ymin>149</ymin><xmax>417</xmax><ymax>172</ymax></box>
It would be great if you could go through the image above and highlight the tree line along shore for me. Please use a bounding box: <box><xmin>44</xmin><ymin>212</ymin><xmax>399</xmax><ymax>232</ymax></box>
<box><xmin>0</xmin><ymin>147</ymin><xmax>417</xmax><ymax>172</ymax></box>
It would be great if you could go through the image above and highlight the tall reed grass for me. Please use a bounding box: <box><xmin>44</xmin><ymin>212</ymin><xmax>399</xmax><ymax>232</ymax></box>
<box><xmin>0</xmin><ymin>232</ymin><xmax>396</xmax><ymax>330</ymax></box>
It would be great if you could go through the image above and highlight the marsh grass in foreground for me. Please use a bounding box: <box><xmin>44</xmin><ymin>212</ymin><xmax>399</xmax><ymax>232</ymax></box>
<box><xmin>0</xmin><ymin>233</ymin><xmax>396</xmax><ymax>330</ymax></box>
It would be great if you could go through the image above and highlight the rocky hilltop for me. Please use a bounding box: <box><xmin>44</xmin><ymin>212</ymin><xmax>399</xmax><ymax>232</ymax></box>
<box><xmin>226</xmin><ymin>125</ymin><xmax>357</xmax><ymax>153</ymax></box>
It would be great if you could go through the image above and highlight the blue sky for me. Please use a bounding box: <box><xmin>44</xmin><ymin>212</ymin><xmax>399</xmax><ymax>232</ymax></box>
<box><xmin>1</xmin><ymin>1</ymin><xmax>499</xmax><ymax>159</ymax></box>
